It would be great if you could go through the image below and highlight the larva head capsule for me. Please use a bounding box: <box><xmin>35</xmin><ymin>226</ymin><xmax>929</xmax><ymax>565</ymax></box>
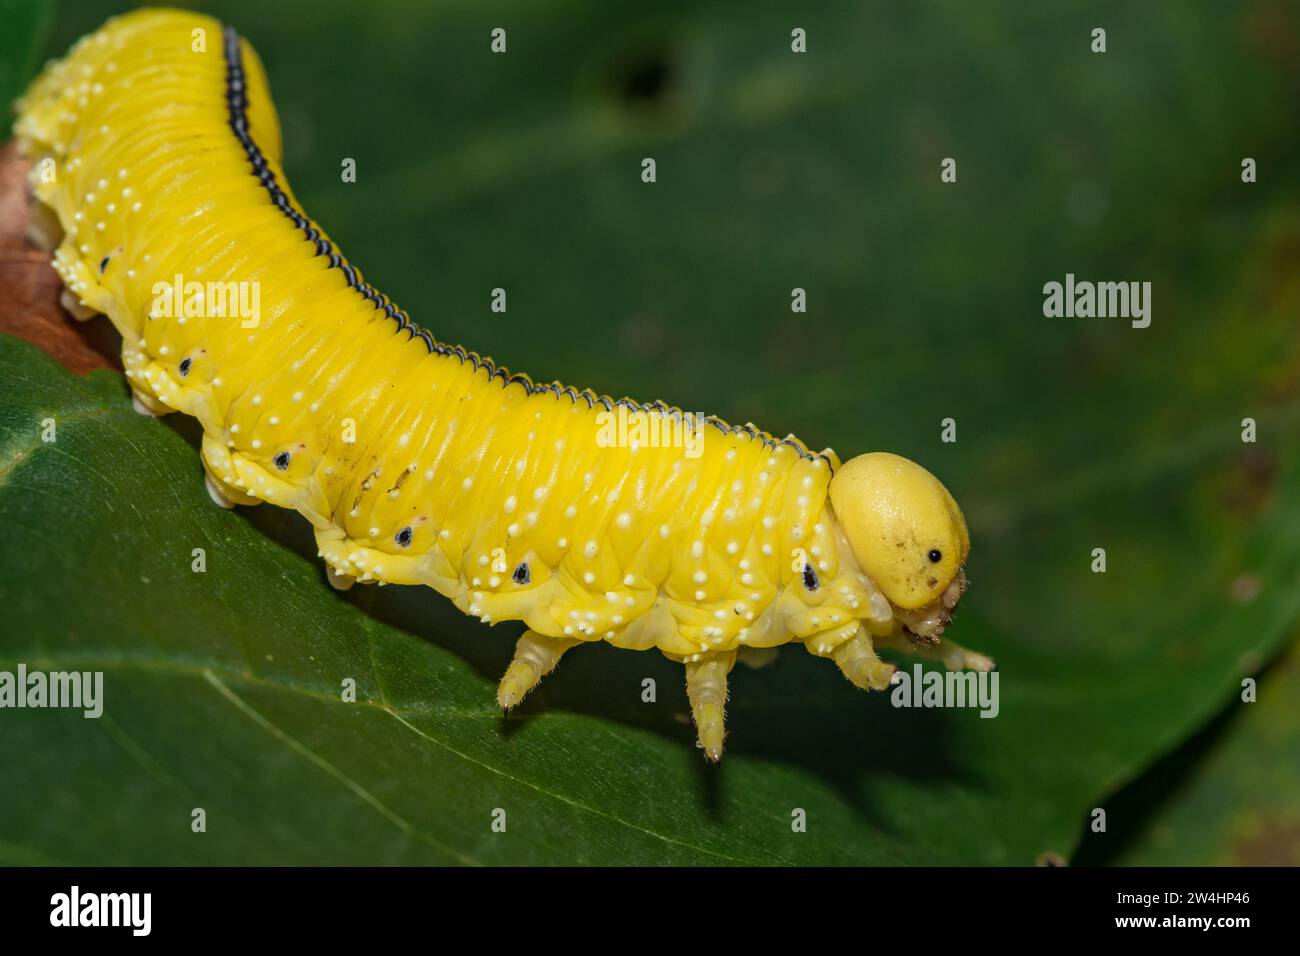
<box><xmin>829</xmin><ymin>452</ymin><xmax>970</xmax><ymax>636</ymax></box>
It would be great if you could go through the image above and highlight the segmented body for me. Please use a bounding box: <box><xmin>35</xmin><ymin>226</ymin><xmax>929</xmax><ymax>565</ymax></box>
<box><xmin>16</xmin><ymin>10</ymin><xmax>898</xmax><ymax>665</ymax></box>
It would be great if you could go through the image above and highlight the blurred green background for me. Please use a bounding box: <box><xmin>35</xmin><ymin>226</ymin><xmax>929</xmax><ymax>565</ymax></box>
<box><xmin>0</xmin><ymin>0</ymin><xmax>1297</xmax><ymax>865</ymax></box>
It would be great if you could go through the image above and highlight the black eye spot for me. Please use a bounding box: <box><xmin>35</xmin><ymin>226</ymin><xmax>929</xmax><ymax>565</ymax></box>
<box><xmin>395</xmin><ymin>526</ymin><xmax>413</xmax><ymax>547</ymax></box>
<box><xmin>178</xmin><ymin>357</ymin><xmax>192</xmax><ymax>376</ymax></box>
<box><xmin>928</xmin><ymin>549</ymin><xmax>943</xmax><ymax>563</ymax></box>
<box><xmin>98</xmin><ymin>256</ymin><xmax>110</xmax><ymax>274</ymax></box>
<box><xmin>273</xmin><ymin>451</ymin><xmax>290</xmax><ymax>471</ymax></box>
<box><xmin>802</xmin><ymin>562</ymin><xmax>819</xmax><ymax>591</ymax></box>
<box><xmin>512</xmin><ymin>562</ymin><xmax>530</xmax><ymax>585</ymax></box>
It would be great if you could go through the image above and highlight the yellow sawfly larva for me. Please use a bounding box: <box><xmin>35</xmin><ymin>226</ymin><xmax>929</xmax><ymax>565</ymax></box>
<box><xmin>14</xmin><ymin>8</ymin><xmax>993</xmax><ymax>761</ymax></box>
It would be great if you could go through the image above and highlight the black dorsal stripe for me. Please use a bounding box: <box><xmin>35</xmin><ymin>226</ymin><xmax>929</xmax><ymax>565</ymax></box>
<box><xmin>218</xmin><ymin>25</ymin><xmax>828</xmax><ymax>466</ymax></box>
<box><xmin>219</xmin><ymin>26</ymin><xmax>416</xmax><ymax>344</ymax></box>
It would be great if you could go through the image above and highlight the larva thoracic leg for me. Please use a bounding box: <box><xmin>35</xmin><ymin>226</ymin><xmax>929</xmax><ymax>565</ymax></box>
<box><xmin>497</xmin><ymin>629</ymin><xmax>583</xmax><ymax>711</ymax></box>
<box><xmin>825</xmin><ymin>627</ymin><xmax>897</xmax><ymax>692</ymax></box>
<box><xmin>874</xmin><ymin>630</ymin><xmax>996</xmax><ymax>674</ymax></box>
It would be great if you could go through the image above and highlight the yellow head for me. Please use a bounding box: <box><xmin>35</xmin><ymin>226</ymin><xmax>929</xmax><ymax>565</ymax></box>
<box><xmin>829</xmin><ymin>452</ymin><xmax>969</xmax><ymax>637</ymax></box>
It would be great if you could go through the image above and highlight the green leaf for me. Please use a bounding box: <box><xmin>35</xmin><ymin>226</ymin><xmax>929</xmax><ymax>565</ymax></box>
<box><xmin>0</xmin><ymin>0</ymin><xmax>53</xmax><ymax>114</ymax></box>
<box><xmin>4</xmin><ymin>0</ymin><xmax>1299</xmax><ymax>864</ymax></box>
<box><xmin>1078</xmin><ymin>644</ymin><xmax>1300</xmax><ymax>867</ymax></box>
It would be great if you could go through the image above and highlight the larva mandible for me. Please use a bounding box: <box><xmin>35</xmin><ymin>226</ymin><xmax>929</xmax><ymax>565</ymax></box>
<box><xmin>15</xmin><ymin>9</ymin><xmax>993</xmax><ymax>761</ymax></box>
